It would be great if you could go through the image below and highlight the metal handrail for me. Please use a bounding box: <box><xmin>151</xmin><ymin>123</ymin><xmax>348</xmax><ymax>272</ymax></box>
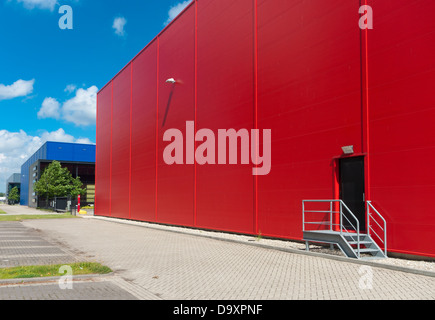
<box><xmin>339</xmin><ymin>201</ymin><xmax>360</xmax><ymax>257</ymax></box>
<box><xmin>366</xmin><ymin>201</ymin><xmax>387</xmax><ymax>257</ymax></box>
<box><xmin>303</xmin><ymin>200</ymin><xmax>361</xmax><ymax>258</ymax></box>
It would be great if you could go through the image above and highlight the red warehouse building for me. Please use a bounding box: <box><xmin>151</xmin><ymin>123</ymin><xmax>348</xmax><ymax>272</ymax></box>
<box><xmin>96</xmin><ymin>0</ymin><xmax>435</xmax><ymax>259</ymax></box>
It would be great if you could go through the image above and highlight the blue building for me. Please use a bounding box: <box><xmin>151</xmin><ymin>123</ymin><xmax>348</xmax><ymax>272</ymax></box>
<box><xmin>6</xmin><ymin>173</ymin><xmax>21</xmax><ymax>204</ymax></box>
<box><xmin>20</xmin><ymin>141</ymin><xmax>96</xmax><ymax>207</ymax></box>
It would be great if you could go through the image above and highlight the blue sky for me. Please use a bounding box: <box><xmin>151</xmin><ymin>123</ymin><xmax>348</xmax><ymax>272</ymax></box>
<box><xmin>0</xmin><ymin>0</ymin><xmax>192</xmax><ymax>192</ymax></box>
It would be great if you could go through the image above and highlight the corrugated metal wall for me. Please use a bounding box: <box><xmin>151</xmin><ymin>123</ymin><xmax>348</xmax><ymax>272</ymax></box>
<box><xmin>20</xmin><ymin>142</ymin><xmax>95</xmax><ymax>206</ymax></box>
<box><xmin>20</xmin><ymin>143</ymin><xmax>47</xmax><ymax>206</ymax></box>
<box><xmin>367</xmin><ymin>0</ymin><xmax>435</xmax><ymax>257</ymax></box>
<box><xmin>96</xmin><ymin>0</ymin><xmax>435</xmax><ymax>257</ymax></box>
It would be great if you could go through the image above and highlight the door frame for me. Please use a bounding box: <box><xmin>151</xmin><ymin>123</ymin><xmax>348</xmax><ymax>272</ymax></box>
<box><xmin>332</xmin><ymin>153</ymin><xmax>368</xmax><ymax>232</ymax></box>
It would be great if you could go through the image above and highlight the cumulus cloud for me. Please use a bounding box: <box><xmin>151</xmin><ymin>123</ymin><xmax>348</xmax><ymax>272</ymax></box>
<box><xmin>64</xmin><ymin>84</ymin><xmax>77</xmax><ymax>94</ymax></box>
<box><xmin>37</xmin><ymin>85</ymin><xmax>97</xmax><ymax>126</ymax></box>
<box><xmin>164</xmin><ymin>0</ymin><xmax>192</xmax><ymax>26</ymax></box>
<box><xmin>14</xmin><ymin>0</ymin><xmax>58</xmax><ymax>11</ymax></box>
<box><xmin>0</xmin><ymin>128</ymin><xmax>94</xmax><ymax>192</ymax></box>
<box><xmin>61</xmin><ymin>86</ymin><xmax>97</xmax><ymax>126</ymax></box>
<box><xmin>113</xmin><ymin>17</ymin><xmax>127</xmax><ymax>36</ymax></box>
<box><xmin>75</xmin><ymin>137</ymin><xmax>94</xmax><ymax>144</ymax></box>
<box><xmin>40</xmin><ymin>128</ymin><xmax>94</xmax><ymax>144</ymax></box>
<box><xmin>37</xmin><ymin>97</ymin><xmax>61</xmax><ymax>119</ymax></box>
<box><xmin>0</xmin><ymin>79</ymin><xmax>35</xmax><ymax>101</ymax></box>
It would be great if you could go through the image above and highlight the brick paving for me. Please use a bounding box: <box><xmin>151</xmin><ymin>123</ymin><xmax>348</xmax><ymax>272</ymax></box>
<box><xmin>0</xmin><ymin>279</ymin><xmax>138</xmax><ymax>300</ymax></box>
<box><xmin>0</xmin><ymin>220</ymin><xmax>151</xmax><ymax>300</ymax></box>
<box><xmin>0</xmin><ymin>222</ymin><xmax>77</xmax><ymax>268</ymax></box>
<box><xmin>9</xmin><ymin>217</ymin><xmax>433</xmax><ymax>300</ymax></box>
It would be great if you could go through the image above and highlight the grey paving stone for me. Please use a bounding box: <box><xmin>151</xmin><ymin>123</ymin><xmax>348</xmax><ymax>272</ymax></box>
<box><xmin>0</xmin><ymin>221</ymin><xmax>77</xmax><ymax>268</ymax></box>
<box><xmin>18</xmin><ymin>217</ymin><xmax>435</xmax><ymax>300</ymax></box>
<box><xmin>0</xmin><ymin>220</ymin><xmax>159</xmax><ymax>300</ymax></box>
<box><xmin>0</xmin><ymin>280</ymin><xmax>138</xmax><ymax>300</ymax></box>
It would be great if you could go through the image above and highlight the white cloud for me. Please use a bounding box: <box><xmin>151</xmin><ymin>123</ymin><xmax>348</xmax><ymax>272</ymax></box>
<box><xmin>164</xmin><ymin>0</ymin><xmax>192</xmax><ymax>26</ymax></box>
<box><xmin>113</xmin><ymin>17</ymin><xmax>127</xmax><ymax>36</ymax></box>
<box><xmin>0</xmin><ymin>79</ymin><xmax>35</xmax><ymax>101</ymax></box>
<box><xmin>61</xmin><ymin>86</ymin><xmax>97</xmax><ymax>126</ymax></box>
<box><xmin>0</xmin><ymin>128</ymin><xmax>94</xmax><ymax>193</ymax></box>
<box><xmin>39</xmin><ymin>128</ymin><xmax>93</xmax><ymax>144</ymax></box>
<box><xmin>37</xmin><ymin>97</ymin><xmax>60</xmax><ymax>119</ymax></box>
<box><xmin>75</xmin><ymin>137</ymin><xmax>93</xmax><ymax>144</ymax></box>
<box><xmin>64</xmin><ymin>84</ymin><xmax>77</xmax><ymax>94</ymax></box>
<box><xmin>37</xmin><ymin>85</ymin><xmax>97</xmax><ymax>126</ymax></box>
<box><xmin>14</xmin><ymin>0</ymin><xmax>58</xmax><ymax>11</ymax></box>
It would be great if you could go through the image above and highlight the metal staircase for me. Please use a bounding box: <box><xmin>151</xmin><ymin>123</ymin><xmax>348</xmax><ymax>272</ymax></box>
<box><xmin>302</xmin><ymin>200</ymin><xmax>387</xmax><ymax>260</ymax></box>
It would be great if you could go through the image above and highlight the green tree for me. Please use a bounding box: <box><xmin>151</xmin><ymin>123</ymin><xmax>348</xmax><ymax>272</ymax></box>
<box><xmin>33</xmin><ymin>161</ymin><xmax>86</xmax><ymax>202</ymax></box>
<box><xmin>8</xmin><ymin>187</ymin><xmax>20</xmax><ymax>204</ymax></box>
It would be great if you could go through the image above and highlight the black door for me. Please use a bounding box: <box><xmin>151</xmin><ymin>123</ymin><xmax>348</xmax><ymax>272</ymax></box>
<box><xmin>339</xmin><ymin>157</ymin><xmax>365</xmax><ymax>232</ymax></box>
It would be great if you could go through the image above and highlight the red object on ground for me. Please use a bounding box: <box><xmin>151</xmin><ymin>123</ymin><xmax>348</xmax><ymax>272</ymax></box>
<box><xmin>78</xmin><ymin>194</ymin><xmax>81</xmax><ymax>213</ymax></box>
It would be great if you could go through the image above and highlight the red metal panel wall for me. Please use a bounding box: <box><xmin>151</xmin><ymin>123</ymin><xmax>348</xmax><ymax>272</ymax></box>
<box><xmin>157</xmin><ymin>5</ymin><xmax>195</xmax><ymax>226</ymax></box>
<box><xmin>96</xmin><ymin>0</ymin><xmax>435</xmax><ymax>257</ymax></box>
<box><xmin>95</xmin><ymin>83</ymin><xmax>112</xmax><ymax>217</ymax></box>
<box><xmin>130</xmin><ymin>41</ymin><xmax>158</xmax><ymax>222</ymax></box>
<box><xmin>196</xmin><ymin>0</ymin><xmax>255</xmax><ymax>234</ymax></box>
<box><xmin>367</xmin><ymin>0</ymin><xmax>435</xmax><ymax>257</ymax></box>
<box><xmin>257</xmin><ymin>0</ymin><xmax>363</xmax><ymax>239</ymax></box>
<box><xmin>111</xmin><ymin>65</ymin><xmax>131</xmax><ymax>219</ymax></box>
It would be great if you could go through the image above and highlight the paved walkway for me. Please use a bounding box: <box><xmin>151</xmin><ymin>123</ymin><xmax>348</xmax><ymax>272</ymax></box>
<box><xmin>0</xmin><ymin>278</ymin><xmax>138</xmax><ymax>300</ymax></box>
<box><xmin>0</xmin><ymin>203</ymin><xmax>93</xmax><ymax>217</ymax></box>
<box><xmin>0</xmin><ymin>219</ymin><xmax>149</xmax><ymax>300</ymax></box>
<box><xmin>0</xmin><ymin>204</ymin><xmax>58</xmax><ymax>215</ymax></box>
<box><xmin>0</xmin><ymin>216</ymin><xmax>430</xmax><ymax>300</ymax></box>
<box><xmin>0</xmin><ymin>221</ymin><xmax>77</xmax><ymax>268</ymax></box>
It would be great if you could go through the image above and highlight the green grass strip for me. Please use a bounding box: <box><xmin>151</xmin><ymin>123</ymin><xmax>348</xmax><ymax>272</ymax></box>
<box><xmin>0</xmin><ymin>213</ymin><xmax>78</xmax><ymax>222</ymax></box>
<box><xmin>0</xmin><ymin>262</ymin><xmax>112</xmax><ymax>280</ymax></box>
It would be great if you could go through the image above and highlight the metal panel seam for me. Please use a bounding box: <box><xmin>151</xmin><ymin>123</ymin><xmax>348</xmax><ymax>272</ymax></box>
<box><xmin>254</xmin><ymin>0</ymin><xmax>259</xmax><ymax>235</ymax></box>
<box><xmin>155</xmin><ymin>37</ymin><xmax>160</xmax><ymax>222</ymax></box>
<box><xmin>129</xmin><ymin>62</ymin><xmax>133</xmax><ymax>219</ymax></box>
<box><xmin>194</xmin><ymin>0</ymin><xmax>198</xmax><ymax>227</ymax></box>
<box><xmin>110</xmin><ymin>81</ymin><xmax>113</xmax><ymax>217</ymax></box>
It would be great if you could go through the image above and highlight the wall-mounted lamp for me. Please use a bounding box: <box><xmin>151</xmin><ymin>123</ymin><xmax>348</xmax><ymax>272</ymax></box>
<box><xmin>341</xmin><ymin>145</ymin><xmax>354</xmax><ymax>155</ymax></box>
<box><xmin>166</xmin><ymin>78</ymin><xmax>176</xmax><ymax>84</ymax></box>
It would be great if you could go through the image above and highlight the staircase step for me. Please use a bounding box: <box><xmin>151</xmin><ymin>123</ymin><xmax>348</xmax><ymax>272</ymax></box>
<box><xmin>358</xmin><ymin>248</ymin><xmax>380</xmax><ymax>253</ymax></box>
<box><xmin>348</xmin><ymin>240</ymin><xmax>373</xmax><ymax>245</ymax></box>
<box><xmin>343</xmin><ymin>233</ymin><xmax>368</xmax><ymax>238</ymax></box>
<box><xmin>303</xmin><ymin>230</ymin><xmax>386</xmax><ymax>260</ymax></box>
